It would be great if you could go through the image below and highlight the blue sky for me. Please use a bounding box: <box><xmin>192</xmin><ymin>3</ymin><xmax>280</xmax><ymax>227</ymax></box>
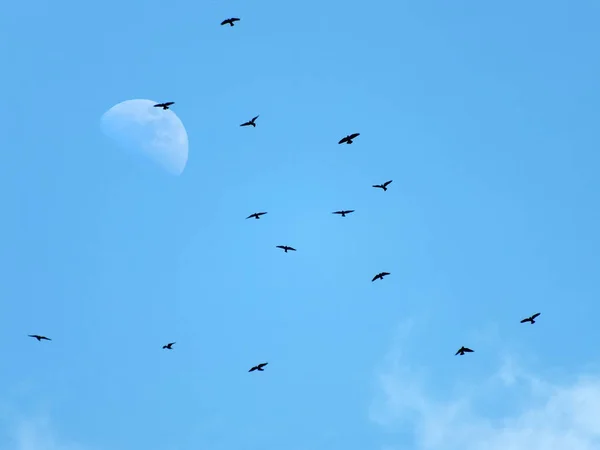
<box><xmin>1</xmin><ymin>0</ymin><xmax>599</xmax><ymax>449</ymax></box>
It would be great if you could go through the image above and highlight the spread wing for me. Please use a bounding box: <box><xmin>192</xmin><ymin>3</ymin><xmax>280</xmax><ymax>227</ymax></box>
<box><xmin>288</xmin><ymin>247</ymin><xmax>297</xmax><ymax>251</ymax></box>
<box><xmin>383</xmin><ymin>180</ymin><xmax>393</xmax><ymax>187</ymax></box>
<box><xmin>464</xmin><ymin>347</ymin><xmax>474</xmax><ymax>353</ymax></box>
<box><xmin>531</xmin><ymin>312</ymin><xmax>541</xmax><ymax>319</ymax></box>
<box><xmin>343</xmin><ymin>210</ymin><xmax>355</xmax><ymax>214</ymax></box>
<box><xmin>251</xmin><ymin>115</ymin><xmax>259</xmax><ymax>122</ymax></box>
<box><xmin>258</xmin><ymin>362</ymin><xmax>268</xmax><ymax>369</ymax></box>
<box><xmin>256</xmin><ymin>212</ymin><xmax>267</xmax><ymax>216</ymax></box>
<box><xmin>248</xmin><ymin>366</ymin><xmax>257</xmax><ymax>372</ymax></box>
<box><xmin>246</xmin><ymin>213</ymin><xmax>257</xmax><ymax>219</ymax></box>
<box><xmin>520</xmin><ymin>318</ymin><xmax>530</xmax><ymax>323</ymax></box>
<box><xmin>231</xmin><ymin>18</ymin><xmax>240</xmax><ymax>22</ymax></box>
<box><xmin>349</xmin><ymin>133</ymin><xmax>360</xmax><ymax>140</ymax></box>
<box><xmin>371</xmin><ymin>274</ymin><xmax>380</xmax><ymax>281</ymax></box>
<box><xmin>381</xmin><ymin>272</ymin><xmax>390</xmax><ymax>276</ymax></box>
<box><xmin>240</xmin><ymin>121</ymin><xmax>251</xmax><ymax>126</ymax></box>
<box><xmin>455</xmin><ymin>349</ymin><xmax>462</xmax><ymax>355</ymax></box>
<box><xmin>168</xmin><ymin>342</ymin><xmax>176</xmax><ymax>346</ymax></box>
<box><xmin>338</xmin><ymin>136</ymin><xmax>349</xmax><ymax>144</ymax></box>
<box><xmin>276</xmin><ymin>246</ymin><xmax>285</xmax><ymax>249</ymax></box>
<box><xmin>154</xmin><ymin>103</ymin><xmax>165</xmax><ymax>108</ymax></box>
<box><xmin>221</xmin><ymin>19</ymin><xmax>231</xmax><ymax>25</ymax></box>
<box><xmin>372</xmin><ymin>184</ymin><xmax>383</xmax><ymax>189</ymax></box>
<box><xmin>28</xmin><ymin>335</ymin><xmax>38</xmax><ymax>338</ymax></box>
<box><xmin>333</xmin><ymin>211</ymin><xmax>343</xmax><ymax>215</ymax></box>
<box><xmin>163</xmin><ymin>102</ymin><xmax>174</xmax><ymax>107</ymax></box>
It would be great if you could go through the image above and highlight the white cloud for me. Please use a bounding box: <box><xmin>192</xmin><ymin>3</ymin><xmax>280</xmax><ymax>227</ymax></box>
<box><xmin>370</xmin><ymin>324</ymin><xmax>600</xmax><ymax>450</ymax></box>
<box><xmin>7</xmin><ymin>417</ymin><xmax>88</xmax><ymax>450</ymax></box>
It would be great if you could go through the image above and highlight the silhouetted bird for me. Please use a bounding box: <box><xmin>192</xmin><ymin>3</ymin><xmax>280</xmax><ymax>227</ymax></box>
<box><xmin>240</xmin><ymin>115</ymin><xmax>259</xmax><ymax>127</ymax></box>
<box><xmin>28</xmin><ymin>335</ymin><xmax>51</xmax><ymax>341</ymax></box>
<box><xmin>333</xmin><ymin>210</ymin><xmax>355</xmax><ymax>217</ymax></box>
<box><xmin>455</xmin><ymin>346</ymin><xmax>474</xmax><ymax>356</ymax></box>
<box><xmin>154</xmin><ymin>102</ymin><xmax>174</xmax><ymax>110</ymax></box>
<box><xmin>373</xmin><ymin>180</ymin><xmax>393</xmax><ymax>191</ymax></box>
<box><xmin>249</xmin><ymin>362</ymin><xmax>268</xmax><ymax>372</ymax></box>
<box><xmin>162</xmin><ymin>342</ymin><xmax>176</xmax><ymax>350</ymax></box>
<box><xmin>247</xmin><ymin>212</ymin><xmax>267</xmax><ymax>219</ymax></box>
<box><xmin>221</xmin><ymin>18</ymin><xmax>241</xmax><ymax>26</ymax></box>
<box><xmin>520</xmin><ymin>312</ymin><xmax>541</xmax><ymax>324</ymax></box>
<box><xmin>338</xmin><ymin>133</ymin><xmax>360</xmax><ymax>144</ymax></box>
<box><xmin>372</xmin><ymin>272</ymin><xmax>390</xmax><ymax>282</ymax></box>
<box><xmin>276</xmin><ymin>245</ymin><xmax>296</xmax><ymax>253</ymax></box>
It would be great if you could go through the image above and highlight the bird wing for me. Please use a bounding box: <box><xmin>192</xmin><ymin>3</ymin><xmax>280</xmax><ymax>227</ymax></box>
<box><xmin>246</xmin><ymin>213</ymin><xmax>257</xmax><ymax>219</ymax></box>
<box><xmin>338</xmin><ymin>136</ymin><xmax>349</xmax><ymax>144</ymax></box>
<box><xmin>257</xmin><ymin>212</ymin><xmax>267</xmax><ymax>216</ymax></box>
<box><xmin>371</xmin><ymin>275</ymin><xmax>379</xmax><ymax>281</ymax></box>
<box><xmin>333</xmin><ymin>211</ymin><xmax>342</xmax><ymax>215</ymax></box>
<box><xmin>383</xmin><ymin>180</ymin><xmax>393</xmax><ymax>187</ymax></box>
<box><xmin>169</xmin><ymin>342</ymin><xmax>176</xmax><ymax>346</ymax></box>
<box><xmin>531</xmin><ymin>313</ymin><xmax>541</xmax><ymax>319</ymax></box>
<box><xmin>464</xmin><ymin>348</ymin><xmax>474</xmax><ymax>352</ymax></box>
<box><xmin>251</xmin><ymin>115</ymin><xmax>259</xmax><ymax>122</ymax></box>
<box><xmin>345</xmin><ymin>210</ymin><xmax>355</xmax><ymax>214</ymax></box>
<box><xmin>381</xmin><ymin>272</ymin><xmax>390</xmax><ymax>276</ymax></box>
<box><xmin>276</xmin><ymin>246</ymin><xmax>285</xmax><ymax>249</ymax></box>
<box><xmin>372</xmin><ymin>184</ymin><xmax>383</xmax><ymax>189</ymax></box>
<box><xmin>520</xmin><ymin>318</ymin><xmax>530</xmax><ymax>323</ymax></box>
<box><xmin>240</xmin><ymin>121</ymin><xmax>251</xmax><ymax>126</ymax></box>
<box><xmin>153</xmin><ymin>103</ymin><xmax>165</xmax><ymax>108</ymax></box>
<box><xmin>28</xmin><ymin>335</ymin><xmax>37</xmax><ymax>338</ymax></box>
<box><xmin>288</xmin><ymin>247</ymin><xmax>297</xmax><ymax>251</ymax></box>
<box><xmin>455</xmin><ymin>349</ymin><xmax>461</xmax><ymax>355</ymax></box>
<box><xmin>258</xmin><ymin>362</ymin><xmax>268</xmax><ymax>369</ymax></box>
<box><xmin>349</xmin><ymin>133</ymin><xmax>360</xmax><ymax>139</ymax></box>
<box><xmin>220</xmin><ymin>19</ymin><xmax>230</xmax><ymax>25</ymax></box>
<box><xmin>42</xmin><ymin>337</ymin><xmax>51</xmax><ymax>340</ymax></box>
<box><xmin>231</xmin><ymin>18</ymin><xmax>240</xmax><ymax>21</ymax></box>
<box><xmin>249</xmin><ymin>366</ymin><xmax>257</xmax><ymax>372</ymax></box>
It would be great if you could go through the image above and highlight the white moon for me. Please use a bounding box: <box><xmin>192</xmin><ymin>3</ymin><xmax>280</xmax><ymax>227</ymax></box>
<box><xmin>100</xmin><ymin>99</ymin><xmax>188</xmax><ymax>175</ymax></box>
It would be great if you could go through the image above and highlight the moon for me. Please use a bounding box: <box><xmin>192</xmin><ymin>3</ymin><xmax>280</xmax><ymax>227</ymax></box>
<box><xmin>100</xmin><ymin>99</ymin><xmax>189</xmax><ymax>175</ymax></box>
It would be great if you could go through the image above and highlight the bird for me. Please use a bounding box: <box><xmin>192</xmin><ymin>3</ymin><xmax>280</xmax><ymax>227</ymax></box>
<box><xmin>372</xmin><ymin>272</ymin><xmax>390</xmax><ymax>282</ymax></box>
<box><xmin>455</xmin><ymin>346</ymin><xmax>474</xmax><ymax>356</ymax></box>
<box><xmin>153</xmin><ymin>102</ymin><xmax>174</xmax><ymax>110</ymax></box>
<box><xmin>249</xmin><ymin>362</ymin><xmax>268</xmax><ymax>372</ymax></box>
<box><xmin>28</xmin><ymin>334</ymin><xmax>51</xmax><ymax>341</ymax></box>
<box><xmin>520</xmin><ymin>312</ymin><xmax>541</xmax><ymax>324</ymax></box>
<box><xmin>240</xmin><ymin>115</ymin><xmax>259</xmax><ymax>127</ymax></box>
<box><xmin>221</xmin><ymin>17</ymin><xmax>241</xmax><ymax>26</ymax></box>
<box><xmin>333</xmin><ymin>210</ymin><xmax>355</xmax><ymax>217</ymax></box>
<box><xmin>246</xmin><ymin>212</ymin><xmax>267</xmax><ymax>219</ymax></box>
<box><xmin>162</xmin><ymin>342</ymin><xmax>176</xmax><ymax>350</ymax></box>
<box><xmin>338</xmin><ymin>133</ymin><xmax>360</xmax><ymax>144</ymax></box>
<box><xmin>373</xmin><ymin>180</ymin><xmax>393</xmax><ymax>191</ymax></box>
<box><xmin>276</xmin><ymin>245</ymin><xmax>296</xmax><ymax>253</ymax></box>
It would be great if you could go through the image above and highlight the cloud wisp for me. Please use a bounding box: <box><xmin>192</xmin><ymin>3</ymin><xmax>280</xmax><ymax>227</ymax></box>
<box><xmin>370</xmin><ymin>323</ymin><xmax>600</xmax><ymax>450</ymax></box>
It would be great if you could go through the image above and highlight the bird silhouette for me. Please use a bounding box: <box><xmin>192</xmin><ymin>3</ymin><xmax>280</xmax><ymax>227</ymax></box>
<box><xmin>332</xmin><ymin>210</ymin><xmax>355</xmax><ymax>217</ymax></box>
<box><xmin>249</xmin><ymin>362</ymin><xmax>268</xmax><ymax>372</ymax></box>
<box><xmin>520</xmin><ymin>312</ymin><xmax>541</xmax><ymax>324</ymax></box>
<box><xmin>338</xmin><ymin>133</ymin><xmax>360</xmax><ymax>144</ymax></box>
<box><xmin>221</xmin><ymin>17</ymin><xmax>241</xmax><ymax>26</ymax></box>
<box><xmin>371</xmin><ymin>272</ymin><xmax>390</xmax><ymax>282</ymax></box>
<box><xmin>162</xmin><ymin>342</ymin><xmax>176</xmax><ymax>350</ymax></box>
<box><xmin>28</xmin><ymin>334</ymin><xmax>51</xmax><ymax>341</ymax></box>
<box><xmin>153</xmin><ymin>102</ymin><xmax>174</xmax><ymax>110</ymax></box>
<box><xmin>276</xmin><ymin>245</ymin><xmax>296</xmax><ymax>253</ymax></box>
<box><xmin>455</xmin><ymin>346</ymin><xmax>474</xmax><ymax>356</ymax></box>
<box><xmin>240</xmin><ymin>115</ymin><xmax>259</xmax><ymax>127</ymax></box>
<box><xmin>373</xmin><ymin>180</ymin><xmax>393</xmax><ymax>191</ymax></box>
<box><xmin>246</xmin><ymin>212</ymin><xmax>267</xmax><ymax>219</ymax></box>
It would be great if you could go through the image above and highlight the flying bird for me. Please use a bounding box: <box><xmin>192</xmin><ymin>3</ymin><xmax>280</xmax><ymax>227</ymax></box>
<box><xmin>221</xmin><ymin>17</ymin><xmax>241</xmax><ymax>26</ymax></box>
<box><xmin>372</xmin><ymin>272</ymin><xmax>390</xmax><ymax>282</ymax></box>
<box><xmin>246</xmin><ymin>212</ymin><xmax>267</xmax><ymax>219</ymax></box>
<box><xmin>153</xmin><ymin>102</ymin><xmax>174</xmax><ymax>110</ymax></box>
<box><xmin>520</xmin><ymin>312</ymin><xmax>541</xmax><ymax>324</ymax></box>
<box><xmin>332</xmin><ymin>210</ymin><xmax>355</xmax><ymax>217</ymax></box>
<box><xmin>249</xmin><ymin>362</ymin><xmax>268</xmax><ymax>372</ymax></box>
<box><xmin>338</xmin><ymin>133</ymin><xmax>360</xmax><ymax>144</ymax></box>
<box><xmin>162</xmin><ymin>342</ymin><xmax>176</xmax><ymax>350</ymax></box>
<box><xmin>28</xmin><ymin>335</ymin><xmax>51</xmax><ymax>341</ymax></box>
<box><xmin>373</xmin><ymin>180</ymin><xmax>393</xmax><ymax>191</ymax></box>
<box><xmin>240</xmin><ymin>115</ymin><xmax>259</xmax><ymax>127</ymax></box>
<box><xmin>455</xmin><ymin>346</ymin><xmax>474</xmax><ymax>356</ymax></box>
<box><xmin>276</xmin><ymin>245</ymin><xmax>296</xmax><ymax>253</ymax></box>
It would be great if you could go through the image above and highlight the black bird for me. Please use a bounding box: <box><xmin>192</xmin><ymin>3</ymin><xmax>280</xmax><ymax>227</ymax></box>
<box><xmin>154</xmin><ymin>102</ymin><xmax>174</xmax><ymax>110</ymax></box>
<box><xmin>247</xmin><ymin>212</ymin><xmax>267</xmax><ymax>219</ymax></box>
<box><xmin>276</xmin><ymin>245</ymin><xmax>296</xmax><ymax>253</ymax></box>
<box><xmin>520</xmin><ymin>312</ymin><xmax>541</xmax><ymax>324</ymax></box>
<box><xmin>221</xmin><ymin>17</ymin><xmax>241</xmax><ymax>26</ymax></box>
<box><xmin>240</xmin><ymin>115</ymin><xmax>259</xmax><ymax>127</ymax></box>
<box><xmin>29</xmin><ymin>334</ymin><xmax>51</xmax><ymax>342</ymax></box>
<box><xmin>338</xmin><ymin>133</ymin><xmax>360</xmax><ymax>144</ymax></box>
<box><xmin>333</xmin><ymin>210</ymin><xmax>355</xmax><ymax>217</ymax></box>
<box><xmin>372</xmin><ymin>272</ymin><xmax>390</xmax><ymax>282</ymax></box>
<box><xmin>373</xmin><ymin>180</ymin><xmax>393</xmax><ymax>191</ymax></box>
<box><xmin>162</xmin><ymin>342</ymin><xmax>176</xmax><ymax>350</ymax></box>
<box><xmin>249</xmin><ymin>362</ymin><xmax>268</xmax><ymax>372</ymax></box>
<box><xmin>455</xmin><ymin>346</ymin><xmax>474</xmax><ymax>356</ymax></box>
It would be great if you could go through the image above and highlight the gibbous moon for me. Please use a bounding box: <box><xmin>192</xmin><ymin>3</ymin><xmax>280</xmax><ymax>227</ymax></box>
<box><xmin>100</xmin><ymin>99</ymin><xmax>189</xmax><ymax>175</ymax></box>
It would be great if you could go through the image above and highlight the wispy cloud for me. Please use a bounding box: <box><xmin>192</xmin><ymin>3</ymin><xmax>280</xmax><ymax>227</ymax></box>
<box><xmin>370</xmin><ymin>322</ymin><xmax>600</xmax><ymax>450</ymax></box>
<box><xmin>7</xmin><ymin>416</ymin><xmax>88</xmax><ymax>450</ymax></box>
